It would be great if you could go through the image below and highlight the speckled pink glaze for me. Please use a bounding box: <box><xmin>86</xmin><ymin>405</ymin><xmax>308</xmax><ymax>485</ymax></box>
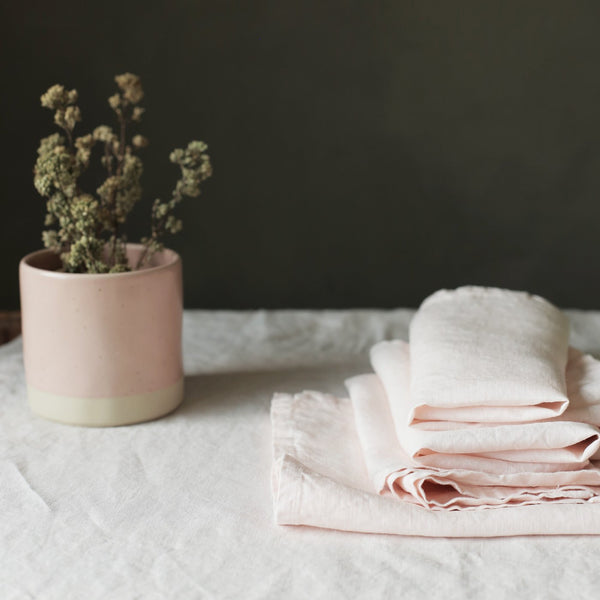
<box><xmin>19</xmin><ymin>244</ymin><xmax>183</xmax><ymax>399</ymax></box>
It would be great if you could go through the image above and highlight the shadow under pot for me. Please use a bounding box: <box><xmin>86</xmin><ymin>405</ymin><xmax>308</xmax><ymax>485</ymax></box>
<box><xmin>19</xmin><ymin>244</ymin><xmax>184</xmax><ymax>426</ymax></box>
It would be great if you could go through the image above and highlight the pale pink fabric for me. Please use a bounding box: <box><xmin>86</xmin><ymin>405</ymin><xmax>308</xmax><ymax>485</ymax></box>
<box><xmin>347</xmin><ymin>373</ymin><xmax>600</xmax><ymax>510</ymax></box>
<box><xmin>370</xmin><ymin>340</ymin><xmax>600</xmax><ymax>464</ymax></box>
<box><xmin>271</xmin><ymin>287</ymin><xmax>600</xmax><ymax>536</ymax></box>
<box><xmin>408</xmin><ymin>287</ymin><xmax>570</xmax><ymax>423</ymax></box>
<box><xmin>565</xmin><ymin>347</ymin><xmax>600</xmax><ymax>429</ymax></box>
<box><xmin>271</xmin><ymin>392</ymin><xmax>600</xmax><ymax>536</ymax></box>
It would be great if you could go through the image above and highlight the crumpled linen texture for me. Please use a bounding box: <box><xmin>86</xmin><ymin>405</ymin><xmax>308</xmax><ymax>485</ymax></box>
<box><xmin>272</xmin><ymin>288</ymin><xmax>600</xmax><ymax>534</ymax></box>
<box><xmin>370</xmin><ymin>340</ymin><xmax>600</xmax><ymax>464</ymax></box>
<box><xmin>271</xmin><ymin>391</ymin><xmax>600</xmax><ymax>535</ymax></box>
<box><xmin>4</xmin><ymin>307</ymin><xmax>600</xmax><ymax>598</ymax></box>
<box><xmin>407</xmin><ymin>287</ymin><xmax>570</xmax><ymax>423</ymax></box>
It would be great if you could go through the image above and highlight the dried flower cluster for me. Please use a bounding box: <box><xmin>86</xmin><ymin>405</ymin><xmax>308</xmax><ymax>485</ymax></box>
<box><xmin>34</xmin><ymin>74</ymin><xmax>212</xmax><ymax>273</ymax></box>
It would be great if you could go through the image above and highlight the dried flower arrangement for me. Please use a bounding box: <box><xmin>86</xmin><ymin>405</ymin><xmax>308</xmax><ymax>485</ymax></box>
<box><xmin>33</xmin><ymin>73</ymin><xmax>212</xmax><ymax>273</ymax></box>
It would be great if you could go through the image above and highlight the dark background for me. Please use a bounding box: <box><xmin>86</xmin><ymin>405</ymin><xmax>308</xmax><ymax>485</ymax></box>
<box><xmin>2</xmin><ymin>1</ymin><xmax>600</xmax><ymax>309</ymax></box>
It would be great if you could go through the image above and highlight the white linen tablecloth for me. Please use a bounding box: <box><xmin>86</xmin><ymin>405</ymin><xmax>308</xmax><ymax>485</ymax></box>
<box><xmin>2</xmin><ymin>308</ymin><xmax>600</xmax><ymax>599</ymax></box>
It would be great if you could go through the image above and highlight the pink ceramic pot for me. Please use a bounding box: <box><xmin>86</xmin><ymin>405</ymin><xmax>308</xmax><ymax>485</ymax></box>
<box><xmin>19</xmin><ymin>244</ymin><xmax>184</xmax><ymax>426</ymax></box>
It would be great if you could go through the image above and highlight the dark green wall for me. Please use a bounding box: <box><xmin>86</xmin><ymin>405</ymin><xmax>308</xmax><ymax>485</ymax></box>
<box><xmin>2</xmin><ymin>2</ymin><xmax>600</xmax><ymax>309</ymax></box>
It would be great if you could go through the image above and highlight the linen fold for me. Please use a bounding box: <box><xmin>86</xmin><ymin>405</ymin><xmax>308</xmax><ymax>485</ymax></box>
<box><xmin>347</xmin><ymin>373</ymin><xmax>600</xmax><ymax>510</ymax></box>
<box><xmin>271</xmin><ymin>391</ymin><xmax>600</xmax><ymax>535</ymax></box>
<box><xmin>270</xmin><ymin>286</ymin><xmax>600</xmax><ymax>536</ymax></box>
<box><xmin>408</xmin><ymin>287</ymin><xmax>570</xmax><ymax>423</ymax></box>
<box><xmin>370</xmin><ymin>340</ymin><xmax>600</xmax><ymax>464</ymax></box>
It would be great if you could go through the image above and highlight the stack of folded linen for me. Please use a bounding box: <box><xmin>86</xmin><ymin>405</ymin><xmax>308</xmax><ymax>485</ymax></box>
<box><xmin>271</xmin><ymin>287</ymin><xmax>600</xmax><ymax>537</ymax></box>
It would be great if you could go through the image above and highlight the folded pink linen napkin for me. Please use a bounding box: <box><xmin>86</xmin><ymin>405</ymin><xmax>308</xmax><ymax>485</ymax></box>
<box><xmin>271</xmin><ymin>391</ymin><xmax>600</xmax><ymax>536</ymax></box>
<box><xmin>370</xmin><ymin>340</ymin><xmax>600</xmax><ymax>465</ymax></box>
<box><xmin>565</xmin><ymin>347</ymin><xmax>600</xmax><ymax>432</ymax></box>
<box><xmin>408</xmin><ymin>287</ymin><xmax>570</xmax><ymax>423</ymax></box>
<box><xmin>347</xmin><ymin>373</ymin><xmax>600</xmax><ymax>510</ymax></box>
<box><xmin>271</xmin><ymin>286</ymin><xmax>600</xmax><ymax>535</ymax></box>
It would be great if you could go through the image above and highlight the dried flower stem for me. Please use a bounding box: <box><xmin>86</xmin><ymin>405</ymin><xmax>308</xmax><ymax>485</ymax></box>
<box><xmin>34</xmin><ymin>74</ymin><xmax>212</xmax><ymax>274</ymax></box>
<box><xmin>110</xmin><ymin>108</ymin><xmax>127</xmax><ymax>266</ymax></box>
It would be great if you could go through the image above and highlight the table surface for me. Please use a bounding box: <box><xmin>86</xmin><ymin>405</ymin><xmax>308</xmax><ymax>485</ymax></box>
<box><xmin>3</xmin><ymin>308</ymin><xmax>600</xmax><ymax>600</ymax></box>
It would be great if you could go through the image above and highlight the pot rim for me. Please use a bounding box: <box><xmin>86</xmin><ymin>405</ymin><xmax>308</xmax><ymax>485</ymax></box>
<box><xmin>20</xmin><ymin>243</ymin><xmax>181</xmax><ymax>280</ymax></box>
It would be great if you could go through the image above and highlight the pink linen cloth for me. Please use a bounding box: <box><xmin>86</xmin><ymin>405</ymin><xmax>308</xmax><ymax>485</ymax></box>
<box><xmin>565</xmin><ymin>347</ymin><xmax>600</xmax><ymax>432</ymax></box>
<box><xmin>347</xmin><ymin>373</ymin><xmax>600</xmax><ymax>510</ymax></box>
<box><xmin>407</xmin><ymin>287</ymin><xmax>570</xmax><ymax>424</ymax></box>
<box><xmin>370</xmin><ymin>340</ymin><xmax>600</xmax><ymax>465</ymax></box>
<box><xmin>271</xmin><ymin>287</ymin><xmax>600</xmax><ymax>535</ymax></box>
<box><xmin>271</xmin><ymin>391</ymin><xmax>600</xmax><ymax>536</ymax></box>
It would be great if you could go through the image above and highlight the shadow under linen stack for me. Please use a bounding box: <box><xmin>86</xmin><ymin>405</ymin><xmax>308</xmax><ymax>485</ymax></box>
<box><xmin>271</xmin><ymin>287</ymin><xmax>600</xmax><ymax>536</ymax></box>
